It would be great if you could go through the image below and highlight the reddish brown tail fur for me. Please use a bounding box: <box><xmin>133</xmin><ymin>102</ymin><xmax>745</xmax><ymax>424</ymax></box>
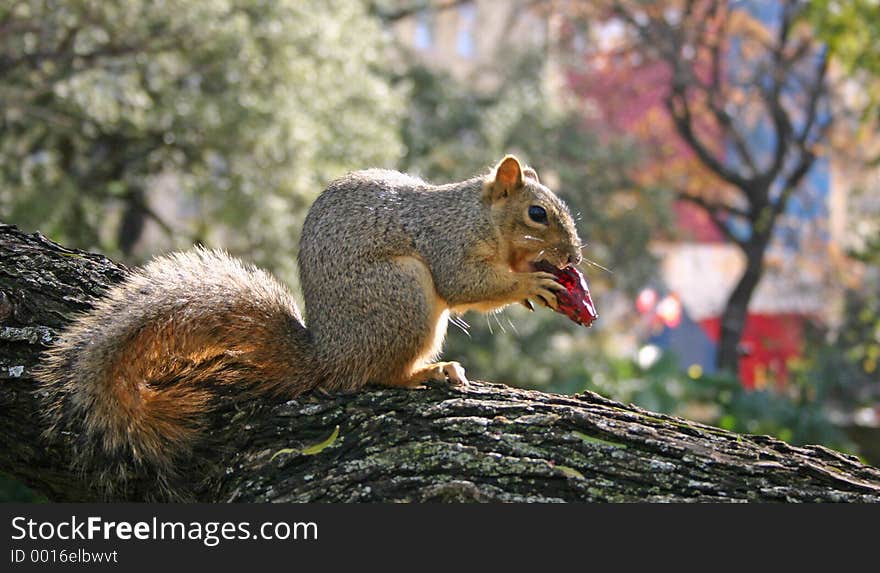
<box><xmin>36</xmin><ymin>249</ymin><xmax>314</xmax><ymax>499</ymax></box>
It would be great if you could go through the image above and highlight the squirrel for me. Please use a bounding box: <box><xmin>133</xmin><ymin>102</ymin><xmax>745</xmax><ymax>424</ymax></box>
<box><xmin>36</xmin><ymin>155</ymin><xmax>583</xmax><ymax>499</ymax></box>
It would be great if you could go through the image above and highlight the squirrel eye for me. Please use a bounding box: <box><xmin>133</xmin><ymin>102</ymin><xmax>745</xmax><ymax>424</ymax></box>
<box><xmin>528</xmin><ymin>205</ymin><xmax>548</xmax><ymax>224</ymax></box>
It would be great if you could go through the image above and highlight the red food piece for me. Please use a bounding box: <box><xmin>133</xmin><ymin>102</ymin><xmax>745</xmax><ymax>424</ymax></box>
<box><xmin>534</xmin><ymin>261</ymin><xmax>598</xmax><ymax>328</ymax></box>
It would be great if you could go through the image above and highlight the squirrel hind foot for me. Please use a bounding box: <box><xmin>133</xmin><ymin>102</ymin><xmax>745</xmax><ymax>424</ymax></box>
<box><xmin>383</xmin><ymin>361</ymin><xmax>469</xmax><ymax>388</ymax></box>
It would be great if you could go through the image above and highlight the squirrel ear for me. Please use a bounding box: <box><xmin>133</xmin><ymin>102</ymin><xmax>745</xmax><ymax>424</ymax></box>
<box><xmin>523</xmin><ymin>167</ymin><xmax>540</xmax><ymax>184</ymax></box>
<box><xmin>487</xmin><ymin>155</ymin><xmax>524</xmax><ymax>201</ymax></box>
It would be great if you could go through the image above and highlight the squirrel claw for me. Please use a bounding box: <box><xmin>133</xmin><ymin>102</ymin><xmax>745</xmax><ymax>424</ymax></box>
<box><xmin>537</xmin><ymin>293</ymin><xmax>559</xmax><ymax>310</ymax></box>
<box><xmin>442</xmin><ymin>361</ymin><xmax>469</xmax><ymax>387</ymax></box>
<box><xmin>519</xmin><ymin>271</ymin><xmax>563</xmax><ymax>311</ymax></box>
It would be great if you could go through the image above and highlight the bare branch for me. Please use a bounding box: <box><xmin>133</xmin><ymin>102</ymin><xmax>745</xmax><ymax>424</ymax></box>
<box><xmin>705</xmin><ymin>96</ymin><xmax>759</xmax><ymax>175</ymax></box>
<box><xmin>677</xmin><ymin>192</ymin><xmax>747</xmax><ymax>247</ymax></box>
<box><xmin>614</xmin><ymin>1</ymin><xmax>758</xmax><ymax>191</ymax></box>
<box><xmin>760</xmin><ymin>2</ymin><xmax>797</xmax><ymax>183</ymax></box>
<box><xmin>796</xmin><ymin>48</ymin><xmax>829</xmax><ymax>150</ymax></box>
<box><xmin>698</xmin><ymin>3</ymin><xmax>758</xmax><ymax>175</ymax></box>
<box><xmin>665</xmin><ymin>92</ymin><xmax>751</xmax><ymax>190</ymax></box>
<box><xmin>773</xmin><ymin>149</ymin><xmax>817</xmax><ymax>218</ymax></box>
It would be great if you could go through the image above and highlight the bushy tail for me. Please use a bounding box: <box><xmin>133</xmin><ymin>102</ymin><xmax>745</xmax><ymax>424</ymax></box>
<box><xmin>36</xmin><ymin>249</ymin><xmax>314</xmax><ymax>499</ymax></box>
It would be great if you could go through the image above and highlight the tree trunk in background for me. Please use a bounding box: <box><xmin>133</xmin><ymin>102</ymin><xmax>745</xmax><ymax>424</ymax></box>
<box><xmin>2</xmin><ymin>223</ymin><xmax>880</xmax><ymax>502</ymax></box>
<box><xmin>716</xmin><ymin>239</ymin><xmax>769</xmax><ymax>375</ymax></box>
<box><xmin>117</xmin><ymin>186</ymin><xmax>148</xmax><ymax>256</ymax></box>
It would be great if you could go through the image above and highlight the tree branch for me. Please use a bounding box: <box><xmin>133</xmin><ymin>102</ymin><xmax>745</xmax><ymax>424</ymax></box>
<box><xmin>699</xmin><ymin>2</ymin><xmax>759</xmax><ymax>175</ymax></box>
<box><xmin>796</xmin><ymin>48</ymin><xmax>829</xmax><ymax>150</ymax></box>
<box><xmin>760</xmin><ymin>2</ymin><xmax>797</xmax><ymax>184</ymax></box>
<box><xmin>773</xmin><ymin>148</ymin><xmax>817</xmax><ymax>219</ymax></box>
<box><xmin>2</xmin><ymin>223</ymin><xmax>879</xmax><ymax>502</ymax></box>
<box><xmin>665</xmin><ymin>92</ymin><xmax>751</xmax><ymax>190</ymax></box>
<box><xmin>677</xmin><ymin>193</ymin><xmax>747</xmax><ymax>247</ymax></box>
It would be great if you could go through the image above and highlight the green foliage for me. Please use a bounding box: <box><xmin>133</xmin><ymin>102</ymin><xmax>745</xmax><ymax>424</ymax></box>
<box><xmin>0</xmin><ymin>0</ymin><xmax>403</xmax><ymax>279</ymax></box>
<box><xmin>806</xmin><ymin>0</ymin><xmax>880</xmax><ymax>126</ymax></box>
<box><xmin>397</xmin><ymin>63</ymin><xmax>493</xmax><ymax>181</ymax></box>
<box><xmin>590</xmin><ymin>351</ymin><xmax>855</xmax><ymax>455</ymax></box>
<box><xmin>822</xmin><ymin>283</ymin><xmax>880</xmax><ymax>403</ymax></box>
<box><xmin>806</xmin><ymin>0</ymin><xmax>880</xmax><ymax>77</ymax></box>
<box><xmin>803</xmin><ymin>0</ymin><xmax>880</xmax><ymax>461</ymax></box>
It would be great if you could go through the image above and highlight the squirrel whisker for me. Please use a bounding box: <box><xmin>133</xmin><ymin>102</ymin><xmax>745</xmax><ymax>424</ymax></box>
<box><xmin>505</xmin><ymin>314</ymin><xmax>519</xmax><ymax>335</ymax></box>
<box><xmin>578</xmin><ymin>257</ymin><xmax>613</xmax><ymax>275</ymax></box>
<box><xmin>492</xmin><ymin>311</ymin><xmax>507</xmax><ymax>333</ymax></box>
<box><xmin>448</xmin><ymin>314</ymin><xmax>471</xmax><ymax>337</ymax></box>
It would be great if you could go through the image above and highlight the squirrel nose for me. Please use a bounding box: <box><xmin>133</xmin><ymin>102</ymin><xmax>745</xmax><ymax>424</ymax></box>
<box><xmin>567</xmin><ymin>253</ymin><xmax>582</xmax><ymax>266</ymax></box>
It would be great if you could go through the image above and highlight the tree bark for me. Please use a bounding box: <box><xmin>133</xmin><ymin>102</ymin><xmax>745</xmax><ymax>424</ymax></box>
<box><xmin>2</xmin><ymin>223</ymin><xmax>880</xmax><ymax>502</ymax></box>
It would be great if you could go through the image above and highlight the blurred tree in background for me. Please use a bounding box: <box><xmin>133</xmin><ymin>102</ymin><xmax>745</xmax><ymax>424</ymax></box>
<box><xmin>0</xmin><ymin>0</ymin><xmax>403</xmax><ymax>280</ymax></box>
<box><xmin>563</xmin><ymin>0</ymin><xmax>831</xmax><ymax>376</ymax></box>
<box><xmin>0</xmin><ymin>0</ymin><xmax>401</xmax><ymax>500</ymax></box>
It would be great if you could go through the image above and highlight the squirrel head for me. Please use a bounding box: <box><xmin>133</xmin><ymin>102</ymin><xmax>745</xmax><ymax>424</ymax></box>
<box><xmin>483</xmin><ymin>155</ymin><xmax>583</xmax><ymax>273</ymax></box>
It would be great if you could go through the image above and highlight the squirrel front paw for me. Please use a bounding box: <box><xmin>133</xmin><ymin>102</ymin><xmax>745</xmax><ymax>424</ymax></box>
<box><xmin>517</xmin><ymin>271</ymin><xmax>565</xmax><ymax>310</ymax></box>
<box><xmin>406</xmin><ymin>361</ymin><xmax>469</xmax><ymax>387</ymax></box>
<box><xmin>438</xmin><ymin>361</ymin><xmax>469</xmax><ymax>386</ymax></box>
